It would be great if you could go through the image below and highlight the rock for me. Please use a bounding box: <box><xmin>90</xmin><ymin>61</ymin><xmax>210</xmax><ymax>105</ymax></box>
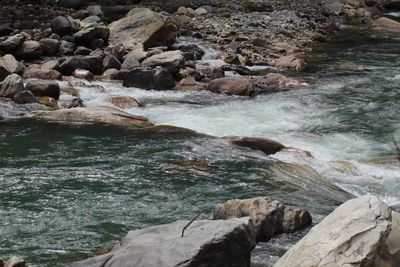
<box><xmin>275</xmin><ymin>56</ymin><xmax>306</xmax><ymax>71</ymax></box>
<box><xmin>89</xmin><ymin>38</ymin><xmax>105</xmax><ymax>50</ymax></box>
<box><xmin>25</xmin><ymin>106</ymin><xmax>153</xmax><ymax>128</ymax></box>
<box><xmin>87</xmin><ymin>5</ymin><xmax>103</xmax><ymax>18</ymax></box>
<box><xmin>244</xmin><ymin>0</ymin><xmax>274</xmax><ymax>11</ymax></box>
<box><xmin>323</xmin><ymin>2</ymin><xmax>344</xmax><ymax>15</ymax></box>
<box><xmin>51</xmin><ymin>16</ymin><xmax>72</xmax><ymax>36</ymax></box>
<box><xmin>101</xmin><ymin>68</ymin><xmax>119</xmax><ymax>80</ymax></box>
<box><xmin>61</xmin><ymin>86</ymin><xmax>79</xmax><ymax>97</ymax></box>
<box><xmin>23</xmin><ymin>68</ymin><xmax>62</xmax><ymax>80</ymax></box>
<box><xmin>39</xmin><ymin>38</ymin><xmax>60</xmax><ymax>56</ymax></box>
<box><xmin>59</xmin><ymin>41</ymin><xmax>75</xmax><ymax>55</ymax></box>
<box><xmin>42</xmin><ymin>60</ymin><xmax>60</xmax><ymax>70</ymax></box>
<box><xmin>15</xmin><ymin>40</ymin><xmax>42</xmax><ymax>60</ymax></box>
<box><xmin>25</xmin><ymin>79</ymin><xmax>60</xmax><ymax>99</ymax></box>
<box><xmin>67</xmin><ymin>97</ymin><xmax>84</xmax><ymax>108</ymax></box>
<box><xmin>203</xmin><ymin>66</ymin><xmax>225</xmax><ymax>80</ymax></box>
<box><xmin>179</xmin><ymin>67</ymin><xmax>203</xmax><ymax>80</ymax></box>
<box><xmin>73</xmin><ymin>69</ymin><xmax>94</xmax><ymax>80</ymax></box>
<box><xmin>177</xmin><ymin>77</ymin><xmax>206</xmax><ymax>91</ymax></box>
<box><xmin>0</xmin><ymin>23</ymin><xmax>13</xmax><ymax>37</ymax></box>
<box><xmin>58</xmin><ymin>0</ymin><xmax>89</xmax><ymax>9</ymax></box>
<box><xmin>224</xmin><ymin>136</ymin><xmax>286</xmax><ymax>155</ymax></box>
<box><xmin>68</xmin><ymin>218</ymin><xmax>255</xmax><ymax>267</ymax></box>
<box><xmin>105</xmin><ymin>45</ymin><xmax>127</xmax><ymax>61</ymax></box>
<box><xmin>179</xmin><ymin>44</ymin><xmax>205</xmax><ymax>60</ymax></box>
<box><xmin>0</xmin><ymin>54</ymin><xmax>24</xmax><ymax>82</ymax></box>
<box><xmin>275</xmin><ymin>195</ymin><xmax>392</xmax><ymax>267</ymax></box>
<box><xmin>59</xmin><ymin>56</ymin><xmax>103</xmax><ymax>75</ymax></box>
<box><xmin>0</xmin><ymin>34</ymin><xmax>25</xmax><ymax>53</ymax></box>
<box><xmin>123</xmin><ymin>67</ymin><xmax>176</xmax><ymax>90</ymax></box>
<box><xmin>214</xmin><ymin>197</ymin><xmax>311</xmax><ymax>242</ymax></box>
<box><xmin>74</xmin><ymin>46</ymin><xmax>92</xmax><ymax>55</ymax></box>
<box><xmin>73</xmin><ymin>25</ymin><xmax>110</xmax><ymax>46</ymax></box>
<box><xmin>254</xmin><ymin>73</ymin><xmax>312</xmax><ymax>92</ymax></box>
<box><xmin>36</xmin><ymin>96</ymin><xmax>58</xmax><ymax>109</ymax></box>
<box><xmin>207</xmin><ymin>77</ymin><xmax>254</xmax><ymax>96</ymax></box>
<box><xmin>120</xmin><ymin>53</ymin><xmax>140</xmax><ymax>70</ymax></box>
<box><xmin>372</xmin><ymin>17</ymin><xmax>400</xmax><ymax>32</ymax></box>
<box><xmin>103</xmin><ymin>55</ymin><xmax>121</xmax><ymax>70</ymax></box>
<box><xmin>0</xmin><ymin>74</ymin><xmax>24</xmax><ymax>98</ymax></box>
<box><xmin>194</xmin><ymin>7</ymin><xmax>208</xmax><ymax>16</ymax></box>
<box><xmin>383</xmin><ymin>212</ymin><xmax>400</xmax><ymax>265</ymax></box>
<box><xmin>108</xmin><ymin>8</ymin><xmax>178</xmax><ymax>50</ymax></box>
<box><xmin>82</xmin><ymin>15</ymin><xmax>102</xmax><ymax>26</ymax></box>
<box><xmin>12</xmin><ymin>90</ymin><xmax>37</xmax><ymax>104</ymax></box>
<box><xmin>4</xmin><ymin>256</ymin><xmax>26</xmax><ymax>267</ymax></box>
<box><xmin>142</xmin><ymin>50</ymin><xmax>184</xmax><ymax>75</ymax></box>
<box><xmin>384</xmin><ymin>0</ymin><xmax>400</xmax><ymax>8</ymax></box>
<box><xmin>221</xmin><ymin>64</ymin><xmax>252</xmax><ymax>75</ymax></box>
<box><xmin>109</xmin><ymin>96</ymin><xmax>140</xmax><ymax>108</ymax></box>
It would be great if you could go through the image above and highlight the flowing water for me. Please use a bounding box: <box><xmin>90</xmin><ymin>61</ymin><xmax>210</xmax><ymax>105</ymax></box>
<box><xmin>1</xmin><ymin>30</ymin><xmax>400</xmax><ymax>266</ymax></box>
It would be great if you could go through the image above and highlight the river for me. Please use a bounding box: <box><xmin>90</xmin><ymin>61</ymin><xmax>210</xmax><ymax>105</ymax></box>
<box><xmin>0</xmin><ymin>30</ymin><xmax>399</xmax><ymax>266</ymax></box>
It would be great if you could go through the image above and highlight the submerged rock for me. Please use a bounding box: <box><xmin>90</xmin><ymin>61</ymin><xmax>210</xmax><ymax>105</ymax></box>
<box><xmin>275</xmin><ymin>195</ymin><xmax>392</xmax><ymax>267</ymax></box>
<box><xmin>0</xmin><ymin>74</ymin><xmax>24</xmax><ymax>98</ymax></box>
<box><xmin>24</xmin><ymin>106</ymin><xmax>153</xmax><ymax>127</ymax></box>
<box><xmin>109</xmin><ymin>8</ymin><xmax>178</xmax><ymax>50</ymax></box>
<box><xmin>224</xmin><ymin>136</ymin><xmax>285</xmax><ymax>155</ymax></box>
<box><xmin>214</xmin><ymin>197</ymin><xmax>311</xmax><ymax>242</ymax></box>
<box><xmin>207</xmin><ymin>77</ymin><xmax>254</xmax><ymax>96</ymax></box>
<box><xmin>69</xmin><ymin>218</ymin><xmax>256</xmax><ymax>267</ymax></box>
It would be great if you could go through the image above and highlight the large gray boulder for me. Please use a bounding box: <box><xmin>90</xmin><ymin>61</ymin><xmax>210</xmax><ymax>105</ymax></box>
<box><xmin>0</xmin><ymin>54</ymin><xmax>24</xmax><ymax>82</ymax></box>
<box><xmin>25</xmin><ymin>80</ymin><xmax>60</xmax><ymax>100</ymax></box>
<box><xmin>108</xmin><ymin>8</ymin><xmax>178</xmax><ymax>50</ymax></box>
<box><xmin>0</xmin><ymin>74</ymin><xmax>24</xmax><ymax>98</ymax></box>
<box><xmin>69</xmin><ymin>217</ymin><xmax>256</xmax><ymax>267</ymax></box>
<box><xmin>214</xmin><ymin>197</ymin><xmax>311</xmax><ymax>242</ymax></box>
<box><xmin>24</xmin><ymin>106</ymin><xmax>153</xmax><ymax>128</ymax></box>
<box><xmin>142</xmin><ymin>50</ymin><xmax>184</xmax><ymax>75</ymax></box>
<box><xmin>274</xmin><ymin>195</ymin><xmax>392</xmax><ymax>267</ymax></box>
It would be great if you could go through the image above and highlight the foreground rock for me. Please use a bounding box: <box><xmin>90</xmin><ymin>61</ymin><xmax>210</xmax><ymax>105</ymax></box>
<box><xmin>275</xmin><ymin>195</ymin><xmax>392</xmax><ymax>267</ymax></box>
<box><xmin>109</xmin><ymin>8</ymin><xmax>178</xmax><ymax>50</ymax></box>
<box><xmin>214</xmin><ymin>197</ymin><xmax>311</xmax><ymax>242</ymax></box>
<box><xmin>207</xmin><ymin>77</ymin><xmax>254</xmax><ymax>96</ymax></box>
<box><xmin>24</xmin><ymin>106</ymin><xmax>153</xmax><ymax>128</ymax></box>
<box><xmin>69</xmin><ymin>218</ymin><xmax>256</xmax><ymax>267</ymax></box>
<box><xmin>225</xmin><ymin>136</ymin><xmax>285</xmax><ymax>155</ymax></box>
<box><xmin>25</xmin><ymin>80</ymin><xmax>60</xmax><ymax>99</ymax></box>
<box><xmin>372</xmin><ymin>17</ymin><xmax>400</xmax><ymax>32</ymax></box>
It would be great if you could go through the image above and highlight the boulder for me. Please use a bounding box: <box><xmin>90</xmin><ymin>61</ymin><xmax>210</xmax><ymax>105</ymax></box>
<box><xmin>0</xmin><ymin>54</ymin><xmax>24</xmax><ymax>81</ymax></box>
<box><xmin>0</xmin><ymin>34</ymin><xmax>25</xmax><ymax>53</ymax></box>
<box><xmin>275</xmin><ymin>195</ymin><xmax>392</xmax><ymax>267</ymax></box>
<box><xmin>379</xmin><ymin>211</ymin><xmax>400</xmax><ymax>266</ymax></box>
<box><xmin>69</xmin><ymin>218</ymin><xmax>256</xmax><ymax>267</ymax></box>
<box><xmin>254</xmin><ymin>73</ymin><xmax>312</xmax><ymax>92</ymax></box>
<box><xmin>103</xmin><ymin>55</ymin><xmax>121</xmax><ymax>70</ymax></box>
<box><xmin>120</xmin><ymin>53</ymin><xmax>140</xmax><ymax>70</ymax></box>
<box><xmin>12</xmin><ymin>90</ymin><xmax>37</xmax><ymax>104</ymax></box>
<box><xmin>4</xmin><ymin>256</ymin><xmax>26</xmax><ymax>267</ymax></box>
<box><xmin>25</xmin><ymin>79</ymin><xmax>60</xmax><ymax>99</ymax></box>
<box><xmin>39</xmin><ymin>38</ymin><xmax>60</xmax><ymax>56</ymax></box>
<box><xmin>0</xmin><ymin>74</ymin><xmax>24</xmax><ymax>98</ymax></box>
<box><xmin>203</xmin><ymin>66</ymin><xmax>225</xmax><ymax>80</ymax></box>
<box><xmin>59</xmin><ymin>41</ymin><xmax>75</xmax><ymax>55</ymax></box>
<box><xmin>59</xmin><ymin>56</ymin><xmax>103</xmax><ymax>75</ymax></box>
<box><xmin>36</xmin><ymin>96</ymin><xmax>59</xmax><ymax>109</ymax></box>
<box><xmin>123</xmin><ymin>67</ymin><xmax>176</xmax><ymax>90</ymax></box>
<box><xmin>73</xmin><ymin>25</ymin><xmax>110</xmax><ymax>46</ymax></box>
<box><xmin>214</xmin><ymin>197</ymin><xmax>311</xmax><ymax>242</ymax></box>
<box><xmin>207</xmin><ymin>77</ymin><xmax>254</xmax><ymax>96</ymax></box>
<box><xmin>24</xmin><ymin>106</ymin><xmax>153</xmax><ymax>128</ymax></box>
<box><xmin>42</xmin><ymin>60</ymin><xmax>60</xmax><ymax>70</ymax></box>
<box><xmin>51</xmin><ymin>16</ymin><xmax>72</xmax><ymax>36</ymax></box>
<box><xmin>372</xmin><ymin>17</ymin><xmax>400</xmax><ymax>32</ymax></box>
<box><xmin>74</xmin><ymin>46</ymin><xmax>92</xmax><ymax>55</ymax></box>
<box><xmin>15</xmin><ymin>40</ymin><xmax>42</xmax><ymax>59</ymax></box>
<box><xmin>221</xmin><ymin>65</ymin><xmax>252</xmax><ymax>76</ymax></box>
<box><xmin>142</xmin><ymin>50</ymin><xmax>184</xmax><ymax>75</ymax></box>
<box><xmin>108</xmin><ymin>8</ymin><xmax>178</xmax><ymax>50</ymax></box>
<box><xmin>224</xmin><ymin>136</ymin><xmax>285</xmax><ymax>155</ymax></box>
<box><xmin>73</xmin><ymin>69</ymin><xmax>94</xmax><ymax>80</ymax></box>
<box><xmin>109</xmin><ymin>96</ymin><xmax>140</xmax><ymax>108</ymax></box>
<box><xmin>23</xmin><ymin>68</ymin><xmax>62</xmax><ymax>80</ymax></box>
<box><xmin>275</xmin><ymin>56</ymin><xmax>306</xmax><ymax>71</ymax></box>
<box><xmin>177</xmin><ymin>77</ymin><xmax>206</xmax><ymax>91</ymax></box>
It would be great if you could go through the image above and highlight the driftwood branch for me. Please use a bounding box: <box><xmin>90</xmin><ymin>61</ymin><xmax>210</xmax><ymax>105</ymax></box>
<box><xmin>181</xmin><ymin>211</ymin><xmax>204</xmax><ymax>237</ymax></box>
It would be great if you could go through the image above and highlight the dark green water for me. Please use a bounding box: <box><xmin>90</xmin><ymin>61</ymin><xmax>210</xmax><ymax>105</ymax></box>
<box><xmin>1</xmin><ymin>30</ymin><xmax>400</xmax><ymax>266</ymax></box>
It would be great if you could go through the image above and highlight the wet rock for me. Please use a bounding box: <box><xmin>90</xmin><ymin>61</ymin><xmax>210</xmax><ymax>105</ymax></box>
<box><xmin>103</xmin><ymin>55</ymin><xmax>121</xmax><ymax>70</ymax></box>
<box><xmin>179</xmin><ymin>44</ymin><xmax>205</xmax><ymax>60</ymax></box>
<box><xmin>105</xmin><ymin>45</ymin><xmax>127</xmax><ymax>61</ymax></box>
<box><xmin>0</xmin><ymin>34</ymin><xmax>25</xmax><ymax>53</ymax></box>
<box><xmin>207</xmin><ymin>77</ymin><xmax>254</xmax><ymax>96</ymax></box>
<box><xmin>214</xmin><ymin>197</ymin><xmax>311</xmax><ymax>242</ymax></box>
<box><xmin>372</xmin><ymin>17</ymin><xmax>400</xmax><ymax>32</ymax></box>
<box><xmin>25</xmin><ymin>106</ymin><xmax>153</xmax><ymax>127</ymax></box>
<box><xmin>58</xmin><ymin>0</ymin><xmax>89</xmax><ymax>9</ymax></box>
<box><xmin>51</xmin><ymin>16</ymin><xmax>72</xmax><ymax>36</ymax></box>
<box><xmin>101</xmin><ymin>68</ymin><xmax>119</xmax><ymax>80</ymax></box>
<box><xmin>221</xmin><ymin>64</ymin><xmax>252</xmax><ymax>75</ymax></box>
<box><xmin>109</xmin><ymin>96</ymin><xmax>140</xmax><ymax>108</ymax></box>
<box><xmin>36</xmin><ymin>96</ymin><xmax>58</xmax><ymax>109</ymax></box>
<box><xmin>179</xmin><ymin>67</ymin><xmax>203</xmax><ymax>80</ymax></box>
<box><xmin>23</xmin><ymin>68</ymin><xmax>62</xmax><ymax>80</ymax></box>
<box><xmin>254</xmin><ymin>73</ymin><xmax>312</xmax><ymax>92</ymax></box>
<box><xmin>109</xmin><ymin>8</ymin><xmax>178</xmax><ymax>50</ymax></box>
<box><xmin>120</xmin><ymin>53</ymin><xmax>140</xmax><ymax>70</ymax></box>
<box><xmin>142</xmin><ymin>50</ymin><xmax>184</xmax><ymax>75</ymax></box>
<box><xmin>244</xmin><ymin>0</ymin><xmax>274</xmax><ymax>11</ymax></box>
<box><xmin>25</xmin><ymin>79</ymin><xmax>60</xmax><ymax>100</ymax></box>
<box><xmin>59</xmin><ymin>41</ymin><xmax>75</xmax><ymax>55</ymax></box>
<box><xmin>15</xmin><ymin>40</ymin><xmax>42</xmax><ymax>59</ymax></box>
<box><xmin>0</xmin><ymin>54</ymin><xmax>24</xmax><ymax>81</ymax></box>
<box><xmin>67</xmin><ymin>97</ymin><xmax>84</xmax><ymax>108</ymax></box>
<box><xmin>74</xmin><ymin>46</ymin><xmax>92</xmax><ymax>55</ymax></box>
<box><xmin>123</xmin><ymin>67</ymin><xmax>176</xmax><ymax>90</ymax></box>
<box><xmin>39</xmin><ymin>38</ymin><xmax>60</xmax><ymax>56</ymax></box>
<box><xmin>59</xmin><ymin>56</ymin><xmax>103</xmax><ymax>75</ymax></box>
<box><xmin>203</xmin><ymin>66</ymin><xmax>225</xmax><ymax>80</ymax></box>
<box><xmin>177</xmin><ymin>77</ymin><xmax>206</xmax><ymax>91</ymax></box>
<box><xmin>69</xmin><ymin>218</ymin><xmax>255</xmax><ymax>267</ymax></box>
<box><xmin>73</xmin><ymin>69</ymin><xmax>93</xmax><ymax>80</ymax></box>
<box><xmin>42</xmin><ymin>60</ymin><xmax>60</xmax><ymax>71</ymax></box>
<box><xmin>323</xmin><ymin>2</ymin><xmax>344</xmax><ymax>15</ymax></box>
<box><xmin>224</xmin><ymin>136</ymin><xmax>285</xmax><ymax>155</ymax></box>
<box><xmin>4</xmin><ymin>256</ymin><xmax>26</xmax><ymax>267</ymax></box>
<box><xmin>275</xmin><ymin>56</ymin><xmax>306</xmax><ymax>71</ymax></box>
<box><xmin>61</xmin><ymin>86</ymin><xmax>79</xmax><ymax>97</ymax></box>
<box><xmin>12</xmin><ymin>90</ymin><xmax>37</xmax><ymax>104</ymax></box>
<box><xmin>275</xmin><ymin>195</ymin><xmax>392</xmax><ymax>267</ymax></box>
<box><xmin>73</xmin><ymin>25</ymin><xmax>110</xmax><ymax>46</ymax></box>
<box><xmin>0</xmin><ymin>74</ymin><xmax>24</xmax><ymax>98</ymax></box>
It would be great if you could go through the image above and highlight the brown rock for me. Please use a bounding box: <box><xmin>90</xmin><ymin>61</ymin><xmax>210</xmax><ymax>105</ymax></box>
<box><xmin>109</xmin><ymin>96</ymin><xmax>140</xmax><ymax>108</ymax></box>
<box><xmin>224</xmin><ymin>136</ymin><xmax>285</xmax><ymax>155</ymax></box>
<box><xmin>207</xmin><ymin>77</ymin><xmax>254</xmax><ymax>96</ymax></box>
<box><xmin>372</xmin><ymin>17</ymin><xmax>400</xmax><ymax>32</ymax></box>
<box><xmin>275</xmin><ymin>55</ymin><xmax>306</xmax><ymax>71</ymax></box>
<box><xmin>36</xmin><ymin>96</ymin><xmax>58</xmax><ymax>109</ymax></box>
<box><xmin>255</xmin><ymin>73</ymin><xmax>312</xmax><ymax>91</ymax></box>
<box><xmin>73</xmin><ymin>69</ymin><xmax>94</xmax><ymax>80</ymax></box>
<box><xmin>177</xmin><ymin>77</ymin><xmax>206</xmax><ymax>91</ymax></box>
<box><xmin>0</xmin><ymin>54</ymin><xmax>24</xmax><ymax>82</ymax></box>
<box><xmin>23</xmin><ymin>68</ymin><xmax>62</xmax><ymax>80</ymax></box>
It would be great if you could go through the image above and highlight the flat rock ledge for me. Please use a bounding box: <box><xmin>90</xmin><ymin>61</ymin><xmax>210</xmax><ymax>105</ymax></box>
<box><xmin>274</xmin><ymin>195</ymin><xmax>393</xmax><ymax>267</ymax></box>
<box><xmin>69</xmin><ymin>218</ymin><xmax>256</xmax><ymax>267</ymax></box>
<box><xmin>23</xmin><ymin>106</ymin><xmax>153</xmax><ymax>127</ymax></box>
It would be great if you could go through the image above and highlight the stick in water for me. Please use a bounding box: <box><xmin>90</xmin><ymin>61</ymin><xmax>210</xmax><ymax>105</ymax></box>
<box><xmin>181</xmin><ymin>211</ymin><xmax>204</xmax><ymax>237</ymax></box>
